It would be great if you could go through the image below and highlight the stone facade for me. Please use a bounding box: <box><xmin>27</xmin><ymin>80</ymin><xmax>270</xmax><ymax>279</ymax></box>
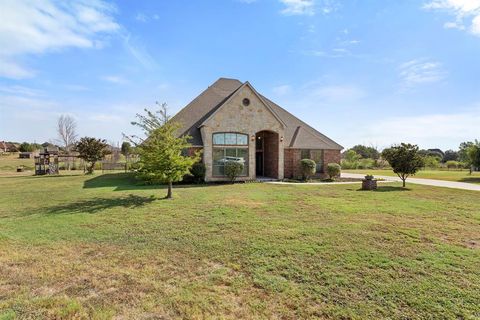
<box><xmin>200</xmin><ymin>85</ymin><xmax>285</xmax><ymax>182</ymax></box>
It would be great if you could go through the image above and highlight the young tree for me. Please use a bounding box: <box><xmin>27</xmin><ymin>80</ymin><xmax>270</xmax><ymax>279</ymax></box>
<box><xmin>458</xmin><ymin>141</ymin><xmax>474</xmax><ymax>163</ymax></box>
<box><xmin>74</xmin><ymin>137</ymin><xmax>110</xmax><ymax>174</ymax></box>
<box><xmin>57</xmin><ymin>115</ymin><xmax>78</xmax><ymax>169</ymax></box>
<box><xmin>466</xmin><ymin>140</ymin><xmax>480</xmax><ymax>174</ymax></box>
<box><xmin>126</xmin><ymin>103</ymin><xmax>200</xmax><ymax>199</ymax></box>
<box><xmin>382</xmin><ymin>143</ymin><xmax>424</xmax><ymax>187</ymax></box>
<box><xmin>121</xmin><ymin>141</ymin><xmax>132</xmax><ymax>158</ymax></box>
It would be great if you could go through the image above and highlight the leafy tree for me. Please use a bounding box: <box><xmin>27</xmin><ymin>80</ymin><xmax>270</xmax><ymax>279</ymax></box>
<box><xmin>300</xmin><ymin>159</ymin><xmax>316</xmax><ymax>181</ymax></box>
<box><xmin>442</xmin><ymin>150</ymin><xmax>458</xmax><ymax>163</ymax></box>
<box><xmin>74</xmin><ymin>137</ymin><xmax>110</xmax><ymax>174</ymax></box>
<box><xmin>423</xmin><ymin>156</ymin><xmax>440</xmax><ymax>169</ymax></box>
<box><xmin>458</xmin><ymin>141</ymin><xmax>474</xmax><ymax>163</ymax></box>
<box><xmin>121</xmin><ymin>141</ymin><xmax>133</xmax><ymax>158</ymax></box>
<box><xmin>126</xmin><ymin>103</ymin><xmax>200</xmax><ymax>199</ymax></box>
<box><xmin>466</xmin><ymin>140</ymin><xmax>480</xmax><ymax>173</ymax></box>
<box><xmin>349</xmin><ymin>145</ymin><xmax>380</xmax><ymax>160</ymax></box>
<box><xmin>341</xmin><ymin>149</ymin><xmax>361</xmax><ymax>169</ymax></box>
<box><xmin>344</xmin><ymin>149</ymin><xmax>361</xmax><ymax>162</ymax></box>
<box><xmin>382</xmin><ymin>143</ymin><xmax>424</xmax><ymax>187</ymax></box>
<box><xmin>326</xmin><ymin>163</ymin><xmax>341</xmax><ymax>180</ymax></box>
<box><xmin>225</xmin><ymin>161</ymin><xmax>244</xmax><ymax>183</ymax></box>
<box><xmin>19</xmin><ymin>142</ymin><xmax>34</xmax><ymax>152</ymax></box>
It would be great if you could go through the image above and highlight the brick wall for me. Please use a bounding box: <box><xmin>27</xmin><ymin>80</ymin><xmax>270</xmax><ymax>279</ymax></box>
<box><xmin>323</xmin><ymin>149</ymin><xmax>341</xmax><ymax>172</ymax></box>
<box><xmin>284</xmin><ymin>149</ymin><xmax>301</xmax><ymax>179</ymax></box>
<box><xmin>284</xmin><ymin>148</ymin><xmax>341</xmax><ymax>179</ymax></box>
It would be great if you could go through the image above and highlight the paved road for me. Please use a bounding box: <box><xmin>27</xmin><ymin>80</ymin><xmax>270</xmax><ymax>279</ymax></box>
<box><xmin>342</xmin><ymin>173</ymin><xmax>480</xmax><ymax>191</ymax></box>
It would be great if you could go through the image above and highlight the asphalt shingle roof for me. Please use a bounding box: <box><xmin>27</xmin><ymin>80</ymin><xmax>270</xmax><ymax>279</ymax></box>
<box><xmin>171</xmin><ymin>78</ymin><xmax>343</xmax><ymax>150</ymax></box>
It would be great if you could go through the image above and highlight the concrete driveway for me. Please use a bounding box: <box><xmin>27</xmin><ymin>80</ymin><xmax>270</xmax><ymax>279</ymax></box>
<box><xmin>342</xmin><ymin>172</ymin><xmax>480</xmax><ymax>191</ymax></box>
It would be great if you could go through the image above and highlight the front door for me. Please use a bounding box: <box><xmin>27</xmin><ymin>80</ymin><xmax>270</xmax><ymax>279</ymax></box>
<box><xmin>256</xmin><ymin>152</ymin><xmax>263</xmax><ymax>176</ymax></box>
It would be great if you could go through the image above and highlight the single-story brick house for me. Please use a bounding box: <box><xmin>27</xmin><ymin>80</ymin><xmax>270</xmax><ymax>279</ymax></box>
<box><xmin>172</xmin><ymin>78</ymin><xmax>343</xmax><ymax>182</ymax></box>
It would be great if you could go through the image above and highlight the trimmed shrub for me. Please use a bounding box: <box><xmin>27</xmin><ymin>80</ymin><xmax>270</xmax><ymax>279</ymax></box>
<box><xmin>326</xmin><ymin>163</ymin><xmax>341</xmax><ymax>180</ymax></box>
<box><xmin>225</xmin><ymin>161</ymin><xmax>244</xmax><ymax>182</ymax></box>
<box><xmin>445</xmin><ymin>160</ymin><xmax>460</xmax><ymax>170</ymax></box>
<box><xmin>190</xmin><ymin>162</ymin><xmax>206</xmax><ymax>183</ymax></box>
<box><xmin>300</xmin><ymin>159</ymin><xmax>316</xmax><ymax>181</ymax></box>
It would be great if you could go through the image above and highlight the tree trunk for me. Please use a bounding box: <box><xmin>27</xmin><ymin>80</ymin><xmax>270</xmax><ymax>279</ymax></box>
<box><xmin>402</xmin><ymin>178</ymin><xmax>406</xmax><ymax>188</ymax></box>
<box><xmin>166</xmin><ymin>180</ymin><xmax>173</xmax><ymax>199</ymax></box>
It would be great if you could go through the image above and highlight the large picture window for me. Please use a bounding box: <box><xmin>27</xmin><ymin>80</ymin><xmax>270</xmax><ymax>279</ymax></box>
<box><xmin>212</xmin><ymin>132</ymin><xmax>249</xmax><ymax>176</ymax></box>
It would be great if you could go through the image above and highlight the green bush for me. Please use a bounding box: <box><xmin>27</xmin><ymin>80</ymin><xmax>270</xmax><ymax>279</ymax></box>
<box><xmin>190</xmin><ymin>162</ymin><xmax>206</xmax><ymax>183</ymax></box>
<box><xmin>357</xmin><ymin>158</ymin><xmax>375</xmax><ymax>169</ymax></box>
<box><xmin>341</xmin><ymin>159</ymin><xmax>358</xmax><ymax>169</ymax></box>
<box><xmin>326</xmin><ymin>163</ymin><xmax>341</xmax><ymax>180</ymax></box>
<box><xmin>225</xmin><ymin>161</ymin><xmax>244</xmax><ymax>182</ymax></box>
<box><xmin>423</xmin><ymin>155</ymin><xmax>440</xmax><ymax>169</ymax></box>
<box><xmin>446</xmin><ymin>160</ymin><xmax>460</xmax><ymax>170</ymax></box>
<box><xmin>300</xmin><ymin>159</ymin><xmax>316</xmax><ymax>181</ymax></box>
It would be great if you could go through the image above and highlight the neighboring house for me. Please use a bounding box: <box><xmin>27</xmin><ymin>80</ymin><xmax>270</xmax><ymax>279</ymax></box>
<box><xmin>172</xmin><ymin>78</ymin><xmax>343</xmax><ymax>181</ymax></box>
<box><xmin>0</xmin><ymin>141</ymin><xmax>19</xmax><ymax>153</ymax></box>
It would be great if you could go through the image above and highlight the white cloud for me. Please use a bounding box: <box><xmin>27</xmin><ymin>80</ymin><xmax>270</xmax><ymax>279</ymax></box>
<box><xmin>135</xmin><ymin>13</ymin><xmax>148</xmax><ymax>22</ymax></box>
<box><xmin>424</xmin><ymin>0</ymin><xmax>480</xmax><ymax>36</ymax></box>
<box><xmin>311</xmin><ymin>85</ymin><xmax>366</xmax><ymax>102</ymax></box>
<box><xmin>0</xmin><ymin>59</ymin><xmax>36</xmax><ymax>79</ymax></box>
<box><xmin>399</xmin><ymin>59</ymin><xmax>446</xmax><ymax>89</ymax></box>
<box><xmin>89</xmin><ymin>113</ymin><xmax>124</xmax><ymax>123</ymax></box>
<box><xmin>122</xmin><ymin>34</ymin><xmax>157</xmax><ymax>68</ymax></box>
<box><xmin>280</xmin><ymin>0</ymin><xmax>315</xmax><ymax>16</ymax></box>
<box><xmin>0</xmin><ymin>0</ymin><xmax>120</xmax><ymax>79</ymax></box>
<box><xmin>272</xmin><ymin>84</ymin><xmax>292</xmax><ymax>96</ymax></box>
<box><xmin>101</xmin><ymin>75</ymin><xmax>128</xmax><ymax>84</ymax></box>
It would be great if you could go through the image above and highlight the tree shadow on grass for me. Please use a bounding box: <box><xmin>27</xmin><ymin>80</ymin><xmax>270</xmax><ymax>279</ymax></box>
<box><xmin>41</xmin><ymin>194</ymin><xmax>157</xmax><ymax>215</ymax></box>
<box><xmin>83</xmin><ymin>173</ymin><xmax>226</xmax><ymax>191</ymax></box>
<box><xmin>355</xmin><ymin>186</ymin><xmax>411</xmax><ymax>192</ymax></box>
<box><xmin>459</xmin><ymin>177</ymin><xmax>480</xmax><ymax>184</ymax></box>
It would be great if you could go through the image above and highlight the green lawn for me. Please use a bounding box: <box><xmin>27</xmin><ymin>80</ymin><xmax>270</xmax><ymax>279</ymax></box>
<box><xmin>0</xmin><ymin>172</ymin><xmax>479</xmax><ymax>319</ymax></box>
<box><xmin>0</xmin><ymin>153</ymin><xmax>34</xmax><ymax>172</ymax></box>
<box><xmin>344</xmin><ymin>169</ymin><xmax>480</xmax><ymax>184</ymax></box>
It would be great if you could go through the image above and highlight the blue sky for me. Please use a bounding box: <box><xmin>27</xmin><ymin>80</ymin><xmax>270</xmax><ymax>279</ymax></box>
<box><xmin>1</xmin><ymin>0</ymin><xmax>479</xmax><ymax>150</ymax></box>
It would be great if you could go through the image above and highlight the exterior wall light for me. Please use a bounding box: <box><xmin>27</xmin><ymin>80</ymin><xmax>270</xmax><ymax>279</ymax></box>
<box><xmin>280</xmin><ymin>136</ymin><xmax>284</xmax><ymax>142</ymax></box>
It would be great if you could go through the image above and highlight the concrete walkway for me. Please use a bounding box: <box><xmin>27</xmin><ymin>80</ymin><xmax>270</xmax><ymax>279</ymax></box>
<box><xmin>342</xmin><ymin>172</ymin><xmax>480</xmax><ymax>191</ymax></box>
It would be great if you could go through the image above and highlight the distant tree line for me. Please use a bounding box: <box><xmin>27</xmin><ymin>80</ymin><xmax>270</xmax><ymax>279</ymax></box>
<box><xmin>341</xmin><ymin>141</ymin><xmax>480</xmax><ymax>172</ymax></box>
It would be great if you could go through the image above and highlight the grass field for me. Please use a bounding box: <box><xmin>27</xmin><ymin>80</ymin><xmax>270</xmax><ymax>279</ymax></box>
<box><xmin>0</xmin><ymin>153</ymin><xmax>34</xmax><ymax>172</ymax></box>
<box><xmin>343</xmin><ymin>169</ymin><xmax>480</xmax><ymax>184</ymax></box>
<box><xmin>0</xmin><ymin>171</ymin><xmax>479</xmax><ymax>319</ymax></box>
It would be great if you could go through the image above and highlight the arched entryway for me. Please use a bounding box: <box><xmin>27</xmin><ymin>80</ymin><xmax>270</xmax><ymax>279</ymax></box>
<box><xmin>255</xmin><ymin>130</ymin><xmax>279</xmax><ymax>179</ymax></box>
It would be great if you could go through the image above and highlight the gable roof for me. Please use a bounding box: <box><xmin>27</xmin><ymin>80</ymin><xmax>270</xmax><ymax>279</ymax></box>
<box><xmin>171</xmin><ymin>78</ymin><xmax>343</xmax><ymax>150</ymax></box>
<box><xmin>199</xmin><ymin>81</ymin><xmax>287</xmax><ymax>128</ymax></box>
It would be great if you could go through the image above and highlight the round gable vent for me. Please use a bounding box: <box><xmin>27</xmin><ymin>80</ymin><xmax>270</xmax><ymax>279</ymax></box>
<box><xmin>242</xmin><ymin>98</ymin><xmax>250</xmax><ymax>106</ymax></box>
